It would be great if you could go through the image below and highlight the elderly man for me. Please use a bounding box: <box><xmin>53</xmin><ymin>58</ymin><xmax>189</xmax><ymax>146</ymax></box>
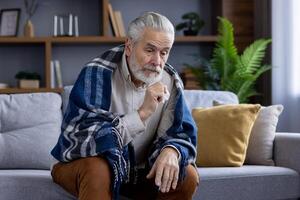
<box><xmin>51</xmin><ymin>12</ymin><xmax>199</xmax><ymax>200</ymax></box>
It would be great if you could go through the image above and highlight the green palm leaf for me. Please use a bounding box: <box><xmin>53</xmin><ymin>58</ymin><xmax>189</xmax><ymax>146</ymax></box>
<box><xmin>238</xmin><ymin>39</ymin><xmax>271</xmax><ymax>76</ymax></box>
<box><xmin>211</xmin><ymin>17</ymin><xmax>238</xmax><ymax>83</ymax></box>
<box><xmin>235</xmin><ymin>65</ymin><xmax>271</xmax><ymax>103</ymax></box>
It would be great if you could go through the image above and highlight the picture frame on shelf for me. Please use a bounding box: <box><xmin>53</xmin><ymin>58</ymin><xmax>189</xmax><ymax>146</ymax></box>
<box><xmin>0</xmin><ymin>8</ymin><xmax>21</xmax><ymax>37</ymax></box>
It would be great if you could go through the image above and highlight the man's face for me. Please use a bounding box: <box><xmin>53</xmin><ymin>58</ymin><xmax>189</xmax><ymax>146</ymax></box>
<box><xmin>125</xmin><ymin>28</ymin><xmax>174</xmax><ymax>86</ymax></box>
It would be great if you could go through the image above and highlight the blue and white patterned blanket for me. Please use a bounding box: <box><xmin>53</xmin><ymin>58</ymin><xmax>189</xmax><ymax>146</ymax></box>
<box><xmin>51</xmin><ymin>45</ymin><xmax>197</xmax><ymax>199</ymax></box>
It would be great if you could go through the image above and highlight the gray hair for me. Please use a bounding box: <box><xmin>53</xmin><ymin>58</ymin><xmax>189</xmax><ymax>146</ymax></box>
<box><xmin>127</xmin><ymin>12</ymin><xmax>175</xmax><ymax>42</ymax></box>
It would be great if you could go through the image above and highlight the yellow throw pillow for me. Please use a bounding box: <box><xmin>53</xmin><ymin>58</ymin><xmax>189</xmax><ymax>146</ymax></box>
<box><xmin>192</xmin><ymin>104</ymin><xmax>261</xmax><ymax>167</ymax></box>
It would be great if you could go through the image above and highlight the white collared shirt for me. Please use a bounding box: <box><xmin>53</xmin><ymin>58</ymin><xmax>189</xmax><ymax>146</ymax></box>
<box><xmin>110</xmin><ymin>52</ymin><xmax>178</xmax><ymax>166</ymax></box>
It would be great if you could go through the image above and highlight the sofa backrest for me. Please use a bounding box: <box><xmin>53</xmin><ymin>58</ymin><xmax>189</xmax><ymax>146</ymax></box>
<box><xmin>0</xmin><ymin>88</ymin><xmax>238</xmax><ymax>170</ymax></box>
<box><xmin>62</xmin><ymin>86</ymin><xmax>239</xmax><ymax>113</ymax></box>
<box><xmin>184</xmin><ymin>90</ymin><xmax>239</xmax><ymax>110</ymax></box>
<box><xmin>0</xmin><ymin>93</ymin><xmax>62</xmax><ymax>169</ymax></box>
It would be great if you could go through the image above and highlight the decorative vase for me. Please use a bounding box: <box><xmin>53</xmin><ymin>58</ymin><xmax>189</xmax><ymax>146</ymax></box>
<box><xmin>24</xmin><ymin>20</ymin><xmax>35</xmax><ymax>37</ymax></box>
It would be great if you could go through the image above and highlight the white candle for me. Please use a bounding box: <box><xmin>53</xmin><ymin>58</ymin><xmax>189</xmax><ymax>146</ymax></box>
<box><xmin>54</xmin><ymin>15</ymin><xmax>57</xmax><ymax>36</ymax></box>
<box><xmin>74</xmin><ymin>16</ymin><xmax>79</xmax><ymax>37</ymax></box>
<box><xmin>60</xmin><ymin>17</ymin><xmax>64</xmax><ymax>36</ymax></box>
<box><xmin>69</xmin><ymin>14</ymin><xmax>73</xmax><ymax>36</ymax></box>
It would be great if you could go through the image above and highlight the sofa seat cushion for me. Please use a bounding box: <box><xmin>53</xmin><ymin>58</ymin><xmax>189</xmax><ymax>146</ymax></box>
<box><xmin>0</xmin><ymin>93</ymin><xmax>62</xmax><ymax>169</ymax></box>
<box><xmin>0</xmin><ymin>170</ymin><xmax>76</xmax><ymax>200</ymax></box>
<box><xmin>195</xmin><ymin>165</ymin><xmax>300</xmax><ymax>200</ymax></box>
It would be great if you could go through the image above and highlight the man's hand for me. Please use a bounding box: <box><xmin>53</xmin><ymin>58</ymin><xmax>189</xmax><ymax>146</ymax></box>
<box><xmin>138</xmin><ymin>82</ymin><xmax>168</xmax><ymax>122</ymax></box>
<box><xmin>146</xmin><ymin>147</ymin><xmax>179</xmax><ymax>193</ymax></box>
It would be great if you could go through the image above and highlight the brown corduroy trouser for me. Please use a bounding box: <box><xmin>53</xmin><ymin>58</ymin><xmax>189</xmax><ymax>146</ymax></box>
<box><xmin>51</xmin><ymin>157</ymin><xmax>199</xmax><ymax>200</ymax></box>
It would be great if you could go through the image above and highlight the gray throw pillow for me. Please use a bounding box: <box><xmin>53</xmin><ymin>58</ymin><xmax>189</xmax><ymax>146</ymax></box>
<box><xmin>0</xmin><ymin>93</ymin><xmax>62</xmax><ymax>169</ymax></box>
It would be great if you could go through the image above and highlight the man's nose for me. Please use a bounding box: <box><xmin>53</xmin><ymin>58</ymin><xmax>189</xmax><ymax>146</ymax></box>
<box><xmin>150</xmin><ymin>52</ymin><xmax>161</xmax><ymax>67</ymax></box>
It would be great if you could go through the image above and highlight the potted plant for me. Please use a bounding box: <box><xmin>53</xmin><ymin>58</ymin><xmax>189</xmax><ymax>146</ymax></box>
<box><xmin>185</xmin><ymin>17</ymin><xmax>271</xmax><ymax>103</ymax></box>
<box><xmin>175</xmin><ymin>12</ymin><xmax>205</xmax><ymax>36</ymax></box>
<box><xmin>15</xmin><ymin>71</ymin><xmax>41</xmax><ymax>88</ymax></box>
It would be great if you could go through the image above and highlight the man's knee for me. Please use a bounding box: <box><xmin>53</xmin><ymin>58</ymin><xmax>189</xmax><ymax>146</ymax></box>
<box><xmin>77</xmin><ymin>157</ymin><xmax>111</xmax><ymax>187</ymax></box>
<box><xmin>180</xmin><ymin>165</ymin><xmax>199</xmax><ymax>196</ymax></box>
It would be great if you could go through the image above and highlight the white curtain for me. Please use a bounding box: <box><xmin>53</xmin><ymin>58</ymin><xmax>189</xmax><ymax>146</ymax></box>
<box><xmin>272</xmin><ymin>0</ymin><xmax>300</xmax><ymax>132</ymax></box>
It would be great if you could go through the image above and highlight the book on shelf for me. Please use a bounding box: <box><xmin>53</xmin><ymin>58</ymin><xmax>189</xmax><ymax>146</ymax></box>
<box><xmin>114</xmin><ymin>11</ymin><xmax>126</xmax><ymax>37</ymax></box>
<box><xmin>107</xmin><ymin>3</ymin><xmax>120</xmax><ymax>37</ymax></box>
<box><xmin>51</xmin><ymin>60</ymin><xmax>63</xmax><ymax>88</ymax></box>
<box><xmin>50</xmin><ymin>60</ymin><xmax>56</xmax><ymax>88</ymax></box>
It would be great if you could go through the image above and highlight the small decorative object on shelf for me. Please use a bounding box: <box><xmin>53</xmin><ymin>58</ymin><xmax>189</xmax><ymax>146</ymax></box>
<box><xmin>24</xmin><ymin>0</ymin><xmax>39</xmax><ymax>37</ymax></box>
<box><xmin>53</xmin><ymin>13</ymin><xmax>79</xmax><ymax>37</ymax></box>
<box><xmin>0</xmin><ymin>8</ymin><xmax>21</xmax><ymax>37</ymax></box>
<box><xmin>175</xmin><ymin>12</ymin><xmax>204</xmax><ymax>36</ymax></box>
<box><xmin>0</xmin><ymin>82</ymin><xmax>9</xmax><ymax>89</ymax></box>
<box><xmin>15</xmin><ymin>71</ymin><xmax>41</xmax><ymax>88</ymax></box>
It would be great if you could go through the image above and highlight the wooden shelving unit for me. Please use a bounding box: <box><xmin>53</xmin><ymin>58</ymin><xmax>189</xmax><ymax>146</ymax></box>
<box><xmin>0</xmin><ymin>35</ymin><xmax>216</xmax><ymax>94</ymax></box>
<box><xmin>0</xmin><ymin>0</ymin><xmax>221</xmax><ymax>94</ymax></box>
<box><xmin>0</xmin><ymin>35</ymin><xmax>217</xmax><ymax>94</ymax></box>
<box><xmin>0</xmin><ymin>35</ymin><xmax>218</xmax><ymax>44</ymax></box>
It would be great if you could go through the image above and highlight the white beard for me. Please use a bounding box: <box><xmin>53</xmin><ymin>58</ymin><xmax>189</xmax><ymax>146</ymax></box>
<box><xmin>128</xmin><ymin>54</ymin><xmax>163</xmax><ymax>86</ymax></box>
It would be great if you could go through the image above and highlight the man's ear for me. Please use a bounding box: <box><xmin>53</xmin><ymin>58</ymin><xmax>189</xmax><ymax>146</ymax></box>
<box><xmin>125</xmin><ymin>38</ymin><xmax>133</xmax><ymax>57</ymax></box>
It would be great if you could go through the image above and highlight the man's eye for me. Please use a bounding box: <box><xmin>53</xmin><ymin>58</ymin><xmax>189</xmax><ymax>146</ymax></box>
<box><xmin>161</xmin><ymin>51</ymin><xmax>168</xmax><ymax>56</ymax></box>
<box><xmin>146</xmin><ymin>48</ymin><xmax>154</xmax><ymax>53</ymax></box>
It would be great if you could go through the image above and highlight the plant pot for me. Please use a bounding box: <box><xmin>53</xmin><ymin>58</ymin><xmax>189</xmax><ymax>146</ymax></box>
<box><xmin>0</xmin><ymin>83</ymin><xmax>8</xmax><ymax>89</ymax></box>
<box><xmin>24</xmin><ymin>20</ymin><xmax>35</xmax><ymax>37</ymax></box>
<box><xmin>183</xmin><ymin>29</ymin><xmax>198</xmax><ymax>36</ymax></box>
<box><xmin>19</xmin><ymin>79</ymin><xmax>40</xmax><ymax>88</ymax></box>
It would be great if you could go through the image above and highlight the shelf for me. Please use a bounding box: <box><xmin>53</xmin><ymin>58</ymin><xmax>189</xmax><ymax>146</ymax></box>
<box><xmin>51</xmin><ymin>36</ymin><xmax>125</xmax><ymax>43</ymax></box>
<box><xmin>51</xmin><ymin>35</ymin><xmax>218</xmax><ymax>43</ymax></box>
<box><xmin>0</xmin><ymin>35</ymin><xmax>218</xmax><ymax>44</ymax></box>
<box><xmin>175</xmin><ymin>35</ymin><xmax>218</xmax><ymax>42</ymax></box>
<box><xmin>0</xmin><ymin>37</ymin><xmax>46</xmax><ymax>44</ymax></box>
<box><xmin>0</xmin><ymin>0</ymin><xmax>221</xmax><ymax>95</ymax></box>
<box><xmin>0</xmin><ymin>88</ymin><xmax>63</xmax><ymax>94</ymax></box>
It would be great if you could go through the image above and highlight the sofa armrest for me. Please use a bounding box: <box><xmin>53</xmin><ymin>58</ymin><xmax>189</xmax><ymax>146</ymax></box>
<box><xmin>274</xmin><ymin>132</ymin><xmax>300</xmax><ymax>174</ymax></box>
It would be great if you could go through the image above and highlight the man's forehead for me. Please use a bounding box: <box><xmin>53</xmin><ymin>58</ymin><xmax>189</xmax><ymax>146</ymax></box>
<box><xmin>145</xmin><ymin>42</ymin><xmax>171</xmax><ymax>50</ymax></box>
<box><xmin>138</xmin><ymin>28</ymin><xmax>174</xmax><ymax>48</ymax></box>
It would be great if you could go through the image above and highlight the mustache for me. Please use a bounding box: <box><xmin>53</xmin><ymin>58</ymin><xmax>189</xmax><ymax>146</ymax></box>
<box><xmin>143</xmin><ymin>65</ymin><xmax>162</xmax><ymax>73</ymax></box>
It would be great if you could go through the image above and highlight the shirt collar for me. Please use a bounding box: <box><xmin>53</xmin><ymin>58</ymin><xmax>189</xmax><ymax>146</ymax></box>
<box><xmin>121</xmin><ymin>51</ymin><xmax>131</xmax><ymax>82</ymax></box>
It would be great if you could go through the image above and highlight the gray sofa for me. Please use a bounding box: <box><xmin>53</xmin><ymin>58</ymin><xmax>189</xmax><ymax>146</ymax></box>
<box><xmin>0</xmin><ymin>88</ymin><xmax>299</xmax><ymax>200</ymax></box>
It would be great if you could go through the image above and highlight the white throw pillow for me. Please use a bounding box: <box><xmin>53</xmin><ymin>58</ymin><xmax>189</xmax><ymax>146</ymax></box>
<box><xmin>213</xmin><ymin>100</ymin><xmax>283</xmax><ymax>165</ymax></box>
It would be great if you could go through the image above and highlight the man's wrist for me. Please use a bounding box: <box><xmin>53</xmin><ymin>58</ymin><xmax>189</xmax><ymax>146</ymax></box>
<box><xmin>138</xmin><ymin>108</ymin><xmax>152</xmax><ymax>122</ymax></box>
<box><xmin>161</xmin><ymin>146</ymin><xmax>182</xmax><ymax>162</ymax></box>
<box><xmin>161</xmin><ymin>146</ymin><xmax>180</xmax><ymax>159</ymax></box>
